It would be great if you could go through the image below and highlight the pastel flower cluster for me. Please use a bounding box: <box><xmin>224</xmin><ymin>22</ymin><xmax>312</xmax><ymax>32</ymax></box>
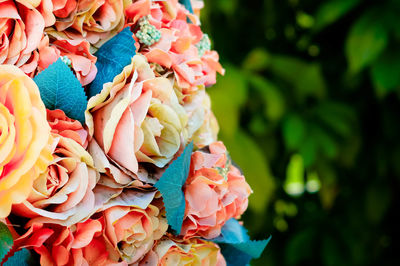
<box><xmin>0</xmin><ymin>0</ymin><xmax>261</xmax><ymax>265</ymax></box>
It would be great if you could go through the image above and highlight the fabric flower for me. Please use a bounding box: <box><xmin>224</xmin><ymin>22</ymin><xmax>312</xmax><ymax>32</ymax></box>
<box><xmin>139</xmin><ymin>238</ymin><xmax>226</xmax><ymax>266</ymax></box>
<box><xmin>86</xmin><ymin>54</ymin><xmax>187</xmax><ymax>177</ymax></box>
<box><xmin>41</xmin><ymin>0</ymin><xmax>130</xmax><ymax>47</ymax></box>
<box><xmin>34</xmin><ymin>35</ymin><xmax>97</xmax><ymax>85</ymax></box>
<box><xmin>14</xmin><ymin>219</ymin><xmax>127</xmax><ymax>266</ymax></box>
<box><xmin>13</xmin><ymin>117</ymin><xmax>98</xmax><ymax>226</ymax></box>
<box><xmin>0</xmin><ymin>0</ymin><xmax>45</xmax><ymax>74</ymax></box>
<box><xmin>181</xmin><ymin>142</ymin><xmax>252</xmax><ymax>239</ymax></box>
<box><xmin>47</xmin><ymin>109</ymin><xmax>89</xmax><ymax>148</ymax></box>
<box><xmin>182</xmin><ymin>89</ymin><xmax>219</xmax><ymax>148</ymax></box>
<box><xmin>0</xmin><ymin>65</ymin><xmax>52</xmax><ymax>218</ymax></box>
<box><xmin>103</xmin><ymin>197</ymin><xmax>168</xmax><ymax>263</ymax></box>
<box><xmin>125</xmin><ymin>0</ymin><xmax>224</xmax><ymax>94</ymax></box>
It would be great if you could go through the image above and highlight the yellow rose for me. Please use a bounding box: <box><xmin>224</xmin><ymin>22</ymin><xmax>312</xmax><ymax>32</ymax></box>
<box><xmin>0</xmin><ymin>65</ymin><xmax>52</xmax><ymax>218</ymax></box>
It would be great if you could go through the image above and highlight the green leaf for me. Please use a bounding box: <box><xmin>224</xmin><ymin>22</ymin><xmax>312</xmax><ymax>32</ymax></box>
<box><xmin>89</xmin><ymin>27</ymin><xmax>136</xmax><ymax>97</ymax></box>
<box><xmin>154</xmin><ymin>142</ymin><xmax>193</xmax><ymax>234</ymax></box>
<box><xmin>34</xmin><ymin>59</ymin><xmax>87</xmax><ymax>124</ymax></box>
<box><xmin>269</xmin><ymin>56</ymin><xmax>326</xmax><ymax>101</ymax></box>
<box><xmin>208</xmin><ymin>65</ymin><xmax>248</xmax><ymax>138</ymax></box>
<box><xmin>248</xmin><ymin>75</ymin><xmax>285</xmax><ymax>121</ymax></box>
<box><xmin>282</xmin><ymin>114</ymin><xmax>306</xmax><ymax>150</ymax></box>
<box><xmin>284</xmin><ymin>154</ymin><xmax>305</xmax><ymax>196</ymax></box>
<box><xmin>213</xmin><ymin>219</ymin><xmax>271</xmax><ymax>266</ymax></box>
<box><xmin>299</xmin><ymin>138</ymin><xmax>317</xmax><ymax>167</ymax></box>
<box><xmin>371</xmin><ymin>49</ymin><xmax>400</xmax><ymax>98</ymax></box>
<box><xmin>242</xmin><ymin>48</ymin><xmax>271</xmax><ymax>72</ymax></box>
<box><xmin>313</xmin><ymin>0</ymin><xmax>361</xmax><ymax>32</ymax></box>
<box><xmin>3</xmin><ymin>248</ymin><xmax>34</xmax><ymax>266</ymax></box>
<box><xmin>346</xmin><ymin>12</ymin><xmax>388</xmax><ymax>74</ymax></box>
<box><xmin>220</xmin><ymin>130</ymin><xmax>275</xmax><ymax>213</ymax></box>
<box><xmin>0</xmin><ymin>221</ymin><xmax>13</xmax><ymax>262</ymax></box>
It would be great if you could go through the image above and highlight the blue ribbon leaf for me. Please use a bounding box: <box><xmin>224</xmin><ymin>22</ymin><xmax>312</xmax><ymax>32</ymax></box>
<box><xmin>33</xmin><ymin>58</ymin><xmax>87</xmax><ymax>124</ymax></box>
<box><xmin>179</xmin><ymin>0</ymin><xmax>194</xmax><ymax>14</ymax></box>
<box><xmin>0</xmin><ymin>221</ymin><xmax>13</xmax><ymax>263</ymax></box>
<box><xmin>212</xmin><ymin>218</ymin><xmax>271</xmax><ymax>266</ymax></box>
<box><xmin>3</xmin><ymin>248</ymin><xmax>34</xmax><ymax>266</ymax></box>
<box><xmin>155</xmin><ymin>142</ymin><xmax>194</xmax><ymax>234</ymax></box>
<box><xmin>89</xmin><ymin>27</ymin><xmax>136</xmax><ymax>97</ymax></box>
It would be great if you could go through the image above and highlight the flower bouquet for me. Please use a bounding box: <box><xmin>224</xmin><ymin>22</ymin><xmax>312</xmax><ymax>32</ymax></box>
<box><xmin>0</xmin><ymin>0</ymin><xmax>270</xmax><ymax>265</ymax></box>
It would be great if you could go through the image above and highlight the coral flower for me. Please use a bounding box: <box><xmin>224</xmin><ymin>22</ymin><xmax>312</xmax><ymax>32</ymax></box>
<box><xmin>14</xmin><ymin>219</ymin><xmax>128</xmax><ymax>266</ymax></box>
<box><xmin>0</xmin><ymin>0</ymin><xmax>45</xmax><ymax>74</ymax></box>
<box><xmin>46</xmin><ymin>109</ymin><xmax>89</xmax><ymax>148</ymax></box>
<box><xmin>34</xmin><ymin>35</ymin><xmax>97</xmax><ymax>86</ymax></box>
<box><xmin>181</xmin><ymin>142</ymin><xmax>252</xmax><ymax>239</ymax></box>
<box><xmin>125</xmin><ymin>0</ymin><xmax>224</xmax><ymax>94</ymax></box>
<box><xmin>86</xmin><ymin>54</ymin><xmax>187</xmax><ymax>178</ymax></box>
<box><xmin>41</xmin><ymin>0</ymin><xmax>130</xmax><ymax>47</ymax></box>
<box><xmin>13</xmin><ymin>111</ymin><xmax>97</xmax><ymax>226</ymax></box>
<box><xmin>140</xmin><ymin>238</ymin><xmax>226</xmax><ymax>266</ymax></box>
<box><xmin>103</xmin><ymin>198</ymin><xmax>168</xmax><ymax>263</ymax></box>
<box><xmin>0</xmin><ymin>65</ymin><xmax>52</xmax><ymax>218</ymax></box>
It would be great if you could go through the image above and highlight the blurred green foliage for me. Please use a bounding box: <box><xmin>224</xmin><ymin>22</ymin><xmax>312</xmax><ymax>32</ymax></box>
<box><xmin>201</xmin><ymin>0</ymin><xmax>400</xmax><ymax>265</ymax></box>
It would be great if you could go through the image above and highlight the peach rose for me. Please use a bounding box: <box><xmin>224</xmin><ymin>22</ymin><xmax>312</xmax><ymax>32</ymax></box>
<box><xmin>47</xmin><ymin>109</ymin><xmax>89</xmax><ymax>148</ymax></box>
<box><xmin>0</xmin><ymin>0</ymin><xmax>45</xmax><ymax>74</ymax></box>
<box><xmin>139</xmin><ymin>238</ymin><xmax>226</xmax><ymax>266</ymax></box>
<box><xmin>86</xmin><ymin>54</ymin><xmax>187</xmax><ymax>177</ymax></box>
<box><xmin>0</xmin><ymin>65</ymin><xmax>52</xmax><ymax>218</ymax></box>
<box><xmin>34</xmin><ymin>35</ymin><xmax>97</xmax><ymax>86</ymax></box>
<box><xmin>181</xmin><ymin>142</ymin><xmax>252</xmax><ymax>239</ymax></box>
<box><xmin>182</xmin><ymin>89</ymin><xmax>219</xmax><ymax>148</ymax></box>
<box><xmin>103</xmin><ymin>197</ymin><xmax>168</xmax><ymax>263</ymax></box>
<box><xmin>125</xmin><ymin>0</ymin><xmax>224</xmax><ymax>94</ymax></box>
<box><xmin>14</xmin><ymin>219</ymin><xmax>128</xmax><ymax>266</ymax></box>
<box><xmin>13</xmin><ymin>128</ymin><xmax>98</xmax><ymax>226</ymax></box>
<box><xmin>41</xmin><ymin>0</ymin><xmax>130</xmax><ymax>47</ymax></box>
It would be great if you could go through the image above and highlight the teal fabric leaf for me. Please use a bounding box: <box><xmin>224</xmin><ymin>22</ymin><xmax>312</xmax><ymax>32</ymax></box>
<box><xmin>212</xmin><ymin>219</ymin><xmax>271</xmax><ymax>266</ymax></box>
<box><xmin>3</xmin><ymin>248</ymin><xmax>34</xmax><ymax>266</ymax></box>
<box><xmin>179</xmin><ymin>0</ymin><xmax>194</xmax><ymax>13</ymax></box>
<box><xmin>155</xmin><ymin>142</ymin><xmax>193</xmax><ymax>234</ymax></box>
<box><xmin>89</xmin><ymin>27</ymin><xmax>136</xmax><ymax>97</ymax></box>
<box><xmin>33</xmin><ymin>58</ymin><xmax>87</xmax><ymax>124</ymax></box>
<box><xmin>0</xmin><ymin>222</ymin><xmax>13</xmax><ymax>262</ymax></box>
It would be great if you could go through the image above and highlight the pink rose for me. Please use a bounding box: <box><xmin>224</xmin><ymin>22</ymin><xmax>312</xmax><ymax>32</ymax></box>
<box><xmin>181</xmin><ymin>142</ymin><xmax>252</xmax><ymax>239</ymax></box>
<box><xmin>86</xmin><ymin>55</ymin><xmax>188</xmax><ymax>181</ymax></box>
<box><xmin>0</xmin><ymin>0</ymin><xmax>45</xmax><ymax>74</ymax></box>
<box><xmin>35</xmin><ymin>35</ymin><xmax>97</xmax><ymax>85</ymax></box>
<box><xmin>14</xmin><ymin>219</ymin><xmax>127</xmax><ymax>266</ymax></box>
<box><xmin>47</xmin><ymin>109</ymin><xmax>89</xmax><ymax>148</ymax></box>
<box><xmin>139</xmin><ymin>237</ymin><xmax>226</xmax><ymax>266</ymax></box>
<box><xmin>13</xmin><ymin>117</ymin><xmax>97</xmax><ymax>226</ymax></box>
<box><xmin>103</xmin><ymin>197</ymin><xmax>168</xmax><ymax>263</ymax></box>
<box><xmin>125</xmin><ymin>0</ymin><xmax>224</xmax><ymax>94</ymax></box>
<box><xmin>41</xmin><ymin>0</ymin><xmax>130</xmax><ymax>47</ymax></box>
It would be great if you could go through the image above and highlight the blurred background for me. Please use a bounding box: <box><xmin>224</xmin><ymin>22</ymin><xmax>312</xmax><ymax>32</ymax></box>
<box><xmin>201</xmin><ymin>0</ymin><xmax>400</xmax><ymax>265</ymax></box>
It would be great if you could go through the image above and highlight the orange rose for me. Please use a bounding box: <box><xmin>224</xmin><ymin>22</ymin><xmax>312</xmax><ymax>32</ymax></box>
<box><xmin>14</xmin><ymin>219</ymin><xmax>128</xmax><ymax>266</ymax></box>
<box><xmin>86</xmin><ymin>55</ymin><xmax>187</xmax><ymax>179</ymax></box>
<box><xmin>47</xmin><ymin>109</ymin><xmax>89</xmax><ymax>148</ymax></box>
<box><xmin>35</xmin><ymin>35</ymin><xmax>97</xmax><ymax>86</ymax></box>
<box><xmin>41</xmin><ymin>0</ymin><xmax>131</xmax><ymax>47</ymax></box>
<box><xmin>0</xmin><ymin>0</ymin><xmax>45</xmax><ymax>74</ymax></box>
<box><xmin>103</xmin><ymin>197</ymin><xmax>168</xmax><ymax>263</ymax></box>
<box><xmin>13</xmin><ymin>129</ymin><xmax>98</xmax><ymax>226</ymax></box>
<box><xmin>139</xmin><ymin>238</ymin><xmax>226</xmax><ymax>266</ymax></box>
<box><xmin>181</xmin><ymin>142</ymin><xmax>252</xmax><ymax>239</ymax></box>
<box><xmin>0</xmin><ymin>65</ymin><xmax>52</xmax><ymax>218</ymax></box>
